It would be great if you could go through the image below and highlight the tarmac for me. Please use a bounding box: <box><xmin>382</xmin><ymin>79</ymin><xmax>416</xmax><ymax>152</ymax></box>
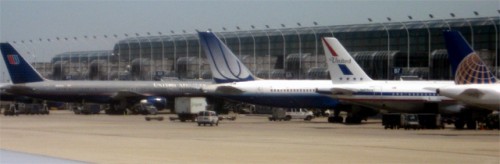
<box><xmin>0</xmin><ymin>110</ymin><xmax>499</xmax><ymax>163</ymax></box>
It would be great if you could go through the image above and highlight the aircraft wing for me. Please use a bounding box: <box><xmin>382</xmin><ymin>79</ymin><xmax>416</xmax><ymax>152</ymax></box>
<box><xmin>111</xmin><ymin>91</ymin><xmax>149</xmax><ymax>100</ymax></box>
<box><xmin>315</xmin><ymin>88</ymin><xmax>333</xmax><ymax>95</ymax></box>
<box><xmin>6</xmin><ymin>85</ymin><xmax>36</xmax><ymax>95</ymax></box>
<box><xmin>458</xmin><ymin>88</ymin><xmax>485</xmax><ymax>99</ymax></box>
<box><xmin>215</xmin><ymin>86</ymin><xmax>244</xmax><ymax>95</ymax></box>
<box><xmin>330</xmin><ymin>87</ymin><xmax>356</xmax><ymax>96</ymax></box>
<box><xmin>315</xmin><ymin>87</ymin><xmax>356</xmax><ymax>96</ymax></box>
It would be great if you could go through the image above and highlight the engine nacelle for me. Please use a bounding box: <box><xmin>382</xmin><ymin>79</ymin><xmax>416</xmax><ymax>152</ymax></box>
<box><xmin>439</xmin><ymin>104</ymin><xmax>465</xmax><ymax>114</ymax></box>
<box><xmin>141</xmin><ymin>96</ymin><xmax>167</xmax><ymax>110</ymax></box>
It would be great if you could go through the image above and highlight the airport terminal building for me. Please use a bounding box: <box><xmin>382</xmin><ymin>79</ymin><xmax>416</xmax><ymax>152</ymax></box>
<box><xmin>49</xmin><ymin>16</ymin><xmax>499</xmax><ymax>81</ymax></box>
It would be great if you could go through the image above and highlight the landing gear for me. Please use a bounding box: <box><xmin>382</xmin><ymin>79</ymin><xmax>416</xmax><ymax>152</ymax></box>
<box><xmin>345</xmin><ymin>115</ymin><xmax>362</xmax><ymax>124</ymax></box>
<box><xmin>328</xmin><ymin>109</ymin><xmax>343</xmax><ymax>123</ymax></box>
<box><xmin>466</xmin><ymin>120</ymin><xmax>477</xmax><ymax>130</ymax></box>
<box><xmin>105</xmin><ymin>103</ymin><xmax>127</xmax><ymax>115</ymax></box>
<box><xmin>453</xmin><ymin>109</ymin><xmax>485</xmax><ymax>130</ymax></box>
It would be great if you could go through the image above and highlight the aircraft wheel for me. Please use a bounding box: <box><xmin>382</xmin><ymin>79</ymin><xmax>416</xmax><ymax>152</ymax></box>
<box><xmin>466</xmin><ymin>121</ymin><xmax>476</xmax><ymax>130</ymax></box>
<box><xmin>335</xmin><ymin>116</ymin><xmax>343</xmax><ymax>123</ymax></box>
<box><xmin>327</xmin><ymin>117</ymin><xmax>334</xmax><ymax>123</ymax></box>
<box><xmin>454</xmin><ymin>120</ymin><xmax>465</xmax><ymax>129</ymax></box>
<box><xmin>345</xmin><ymin>116</ymin><xmax>352</xmax><ymax>124</ymax></box>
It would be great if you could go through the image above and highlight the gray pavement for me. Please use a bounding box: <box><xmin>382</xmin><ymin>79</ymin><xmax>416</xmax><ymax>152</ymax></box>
<box><xmin>1</xmin><ymin>110</ymin><xmax>499</xmax><ymax>163</ymax></box>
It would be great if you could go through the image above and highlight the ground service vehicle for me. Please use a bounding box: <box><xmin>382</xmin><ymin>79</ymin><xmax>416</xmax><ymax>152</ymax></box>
<box><xmin>402</xmin><ymin>114</ymin><xmax>420</xmax><ymax>130</ymax></box>
<box><xmin>197</xmin><ymin>111</ymin><xmax>219</xmax><ymax>126</ymax></box>
<box><xmin>268</xmin><ymin>108</ymin><xmax>287</xmax><ymax>121</ymax></box>
<box><xmin>175</xmin><ymin>97</ymin><xmax>207</xmax><ymax>122</ymax></box>
<box><xmin>73</xmin><ymin>104</ymin><xmax>101</xmax><ymax>114</ymax></box>
<box><xmin>383</xmin><ymin>113</ymin><xmax>443</xmax><ymax>129</ymax></box>
<box><xmin>269</xmin><ymin>108</ymin><xmax>314</xmax><ymax>121</ymax></box>
<box><xmin>4</xmin><ymin>103</ymin><xmax>49</xmax><ymax>115</ymax></box>
<box><xmin>286</xmin><ymin>108</ymin><xmax>314</xmax><ymax>121</ymax></box>
<box><xmin>131</xmin><ymin>103</ymin><xmax>157</xmax><ymax>115</ymax></box>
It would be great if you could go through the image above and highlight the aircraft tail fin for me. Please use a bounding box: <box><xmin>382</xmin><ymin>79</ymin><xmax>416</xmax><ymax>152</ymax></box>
<box><xmin>443</xmin><ymin>30</ymin><xmax>497</xmax><ymax>84</ymax></box>
<box><xmin>0</xmin><ymin>43</ymin><xmax>45</xmax><ymax>83</ymax></box>
<box><xmin>198</xmin><ymin>31</ymin><xmax>257</xmax><ymax>83</ymax></box>
<box><xmin>322</xmin><ymin>37</ymin><xmax>372</xmax><ymax>84</ymax></box>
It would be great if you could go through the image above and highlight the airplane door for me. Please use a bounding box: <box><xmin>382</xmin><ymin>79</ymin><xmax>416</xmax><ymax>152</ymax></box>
<box><xmin>371</xmin><ymin>85</ymin><xmax>383</xmax><ymax>106</ymax></box>
<box><xmin>257</xmin><ymin>86</ymin><xmax>263</xmax><ymax>93</ymax></box>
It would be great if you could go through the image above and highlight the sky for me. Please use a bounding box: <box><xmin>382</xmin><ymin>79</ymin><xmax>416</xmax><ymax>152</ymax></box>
<box><xmin>0</xmin><ymin>0</ymin><xmax>499</xmax><ymax>81</ymax></box>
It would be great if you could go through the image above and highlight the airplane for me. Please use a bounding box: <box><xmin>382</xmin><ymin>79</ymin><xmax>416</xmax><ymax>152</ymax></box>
<box><xmin>316</xmin><ymin>37</ymin><xmax>461</xmax><ymax>123</ymax></box>
<box><xmin>0</xmin><ymin>43</ymin><xmax>211</xmax><ymax>114</ymax></box>
<box><xmin>438</xmin><ymin>30</ymin><xmax>500</xmax><ymax>111</ymax></box>
<box><xmin>198</xmin><ymin>31</ymin><xmax>370</xmax><ymax>119</ymax></box>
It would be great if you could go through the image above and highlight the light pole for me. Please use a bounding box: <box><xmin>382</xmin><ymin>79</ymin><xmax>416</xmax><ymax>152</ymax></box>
<box><xmin>216</xmin><ymin>28</ymin><xmax>227</xmax><ymax>43</ymax></box>
<box><xmin>134</xmin><ymin>33</ymin><xmax>143</xmax><ymax>80</ymax></box>
<box><xmin>277</xmin><ymin>24</ymin><xmax>287</xmax><ymax>71</ymax></box>
<box><xmin>181</xmin><ymin>30</ymin><xmax>189</xmax><ymax>77</ymax></box>
<box><xmin>293</xmin><ymin>23</ymin><xmax>302</xmax><ymax>79</ymax></box>
<box><xmin>411</xmin><ymin>15</ymin><xmax>432</xmax><ymax>79</ymax></box>
<box><xmin>124</xmin><ymin>33</ymin><xmax>132</xmax><ymax>79</ymax></box>
<box><xmin>82</xmin><ymin>35</ymin><xmax>97</xmax><ymax>79</ymax></box>
<box><xmin>229</xmin><ymin>26</ymin><xmax>241</xmax><ymax>57</ymax></box>
<box><xmin>145</xmin><ymin>32</ymin><xmax>154</xmax><ymax>80</ymax></box>
<box><xmin>451</xmin><ymin>13</ymin><xmax>474</xmax><ymax>48</ymax></box>
<box><xmin>264</xmin><ymin>25</ymin><xmax>271</xmax><ymax>79</ymax></box>
<box><xmin>235</xmin><ymin>26</ymin><xmax>242</xmax><ymax>59</ymax></box>
<box><xmin>474</xmin><ymin>11</ymin><xmax>498</xmax><ymax>77</ymax></box>
<box><xmin>62</xmin><ymin>37</ymin><xmax>73</xmax><ymax>80</ymax></box>
<box><xmin>38</xmin><ymin>38</ymin><xmax>48</xmax><ymax>76</ymax></box>
<box><xmin>170</xmin><ymin>30</ymin><xmax>178</xmax><ymax>74</ymax></box>
<box><xmin>388</xmin><ymin>17</ymin><xmax>410</xmax><ymax>69</ymax></box>
<box><xmin>113</xmin><ymin>34</ymin><xmax>121</xmax><ymax>80</ymax></box>
<box><xmin>309</xmin><ymin>21</ymin><xmax>319</xmax><ymax>67</ymax></box>
<box><xmin>102</xmin><ymin>35</ymin><xmax>113</xmax><ymax>80</ymax></box>
<box><xmin>198</xmin><ymin>29</ymin><xmax>202</xmax><ymax>79</ymax></box>
<box><xmin>27</xmin><ymin>39</ymin><xmax>39</xmax><ymax>75</ymax></box>
<box><xmin>368</xmin><ymin>18</ymin><xmax>391</xmax><ymax>79</ymax></box>
<box><xmin>317</xmin><ymin>21</ymin><xmax>334</xmax><ymax>37</ymax></box>
<box><xmin>158</xmin><ymin>32</ymin><xmax>165</xmax><ymax>75</ymax></box>
<box><xmin>430</xmin><ymin>14</ymin><xmax>452</xmax><ymax>77</ymax></box>
<box><xmin>72</xmin><ymin>37</ymin><xmax>80</xmax><ymax>79</ymax></box>
<box><xmin>20</xmin><ymin>40</ymin><xmax>35</xmax><ymax>71</ymax></box>
<box><xmin>248</xmin><ymin>25</ymin><xmax>257</xmax><ymax>74</ymax></box>
<box><xmin>429</xmin><ymin>14</ymin><xmax>451</xmax><ymax>29</ymax></box>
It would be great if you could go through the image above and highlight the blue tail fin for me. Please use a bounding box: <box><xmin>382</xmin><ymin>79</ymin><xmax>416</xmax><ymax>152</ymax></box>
<box><xmin>0</xmin><ymin>43</ymin><xmax>45</xmax><ymax>83</ymax></box>
<box><xmin>198</xmin><ymin>31</ymin><xmax>256</xmax><ymax>83</ymax></box>
<box><xmin>443</xmin><ymin>30</ymin><xmax>497</xmax><ymax>84</ymax></box>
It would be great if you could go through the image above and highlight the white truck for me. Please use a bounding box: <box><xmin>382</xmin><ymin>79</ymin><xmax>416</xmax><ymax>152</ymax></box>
<box><xmin>174</xmin><ymin>97</ymin><xmax>207</xmax><ymax>122</ymax></box>
<box><xmin>269</xmin><ymin>108</ymin><xmax>314</xmax><ymax>121</ymax></box>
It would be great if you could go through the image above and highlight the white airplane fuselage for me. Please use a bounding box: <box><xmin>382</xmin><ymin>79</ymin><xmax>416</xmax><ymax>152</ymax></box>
<box><xmin>329</xmin><ymin>80</ymin><xmax>458</xmax><ymax>113</ymax></box>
